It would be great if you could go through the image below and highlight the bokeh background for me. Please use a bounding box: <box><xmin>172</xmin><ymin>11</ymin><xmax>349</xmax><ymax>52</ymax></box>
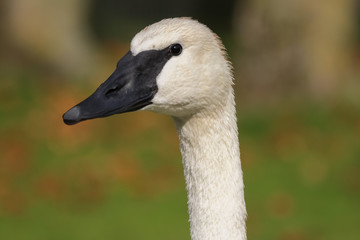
<box><xmin>1</xmin><ymin>0</ymin><xmax>359</xmax><ymax>239</ymax></box>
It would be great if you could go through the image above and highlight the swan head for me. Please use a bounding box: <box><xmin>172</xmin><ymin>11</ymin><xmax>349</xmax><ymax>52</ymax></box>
<box><xmin>63</xmin><ymin>18</ymin><xmax>233</xmax><ymax>125</ymax></box>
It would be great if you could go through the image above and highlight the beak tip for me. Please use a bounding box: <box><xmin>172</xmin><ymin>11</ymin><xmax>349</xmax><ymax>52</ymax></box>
<box><xmin>63</xmin><ymin>106</ymin><xmax>81</xmax><ymax>125</ymax></box>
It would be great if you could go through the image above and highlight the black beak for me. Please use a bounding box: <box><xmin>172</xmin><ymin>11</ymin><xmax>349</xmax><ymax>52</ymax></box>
<box><xmin>63</xmin><ymin>48</ymin><xmax>172</xmax><ymax>125</ymax></box>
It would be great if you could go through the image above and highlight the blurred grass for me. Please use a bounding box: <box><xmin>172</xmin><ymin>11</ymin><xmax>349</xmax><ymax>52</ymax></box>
<box><xmin>0</xmin><ymin>68</ymin><xmax>359</xmax><ymax>240</ymax></box>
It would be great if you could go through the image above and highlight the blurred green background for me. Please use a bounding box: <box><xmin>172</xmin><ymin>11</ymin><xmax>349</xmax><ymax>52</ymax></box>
<box><xmin>0</xmin><ymin>0</ymin><xmax>359</xmax><ymax>239</ymax></box>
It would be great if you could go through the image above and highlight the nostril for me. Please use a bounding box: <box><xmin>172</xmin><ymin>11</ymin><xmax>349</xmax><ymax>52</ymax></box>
<box><xmin>105</xmin><ymin>86</ymin><xmax>120</xmax><ymax>97</ymax></box>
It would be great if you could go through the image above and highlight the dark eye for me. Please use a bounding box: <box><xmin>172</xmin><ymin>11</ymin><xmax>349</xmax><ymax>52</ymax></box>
<box><xmin>169</xmin><ymin>44</ymin><xmax>182</xmax><ymax>56</ymax></box>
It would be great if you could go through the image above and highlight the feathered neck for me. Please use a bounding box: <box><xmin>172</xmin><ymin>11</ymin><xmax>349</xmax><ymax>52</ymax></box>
<box><xmin>173</xmin><ymin>92</ymin><xmax>247</xmax><ymax>240</ymax></box>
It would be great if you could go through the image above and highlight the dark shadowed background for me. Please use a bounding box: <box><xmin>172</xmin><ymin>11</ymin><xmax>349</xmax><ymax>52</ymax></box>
<box><xmin>0</xmin><ymin>0</ymin><xmax>359</xmax><ymax>239</ymax></box>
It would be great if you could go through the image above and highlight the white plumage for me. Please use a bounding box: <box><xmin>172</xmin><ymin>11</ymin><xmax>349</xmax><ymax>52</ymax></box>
<box><xmin>138</xmin><ymin>18</ymin><xmax>247</xmax><ymax>240</ymax></box>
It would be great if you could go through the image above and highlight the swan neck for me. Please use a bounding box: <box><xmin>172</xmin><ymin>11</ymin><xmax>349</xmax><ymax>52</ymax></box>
<box><xmin>173</xmin><ymin>100</ymin><xmax>247</xmax><ymax>240</ymax></box>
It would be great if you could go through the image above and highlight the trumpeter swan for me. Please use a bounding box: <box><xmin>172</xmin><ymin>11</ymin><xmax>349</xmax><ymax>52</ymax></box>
<box><xmin>63</xmin><ymin>17</ymin><xmax>247</xmax><ymax>240</ymax></box>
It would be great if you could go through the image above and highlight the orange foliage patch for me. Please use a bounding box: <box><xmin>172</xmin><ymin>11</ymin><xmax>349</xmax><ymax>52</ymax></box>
<box><xmin>0</xmin><ymin>140</ymin><xmax>31</xmax><ymax>176</ymax></box>
<box><xmin>267</xmin><ymin>192</ymin><xmax>295</xmax><ymax>219</ymax></box>
<box><xmin>106</xmin><ymin>151</ymin><xmax>141</xmax><ymax>183</ymax></box>
<box><xmin>34</xmin><ymin>173</ymin><xmax>66</xmax><ymax>202</ymax></box>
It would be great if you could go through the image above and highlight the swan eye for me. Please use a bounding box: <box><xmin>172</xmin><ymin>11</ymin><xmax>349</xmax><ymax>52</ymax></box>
<box><xmin>169</xmin><ymin>44</ymin><xmax>182</xmax><ymax>56</ymax></box>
